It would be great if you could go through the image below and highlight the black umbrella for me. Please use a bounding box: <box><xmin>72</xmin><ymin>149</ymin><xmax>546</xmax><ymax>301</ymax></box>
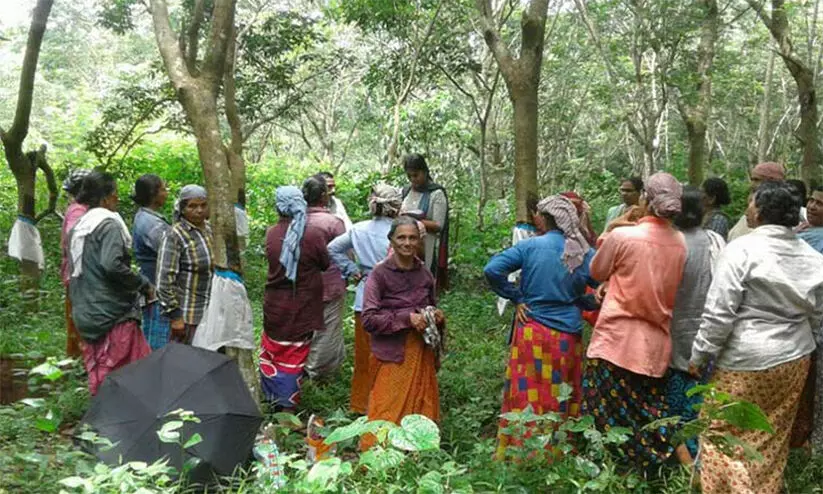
<box><xmin>80</xmin><ymin>343</ymin><xmax>263</xmax><ymax>483</ymax></box>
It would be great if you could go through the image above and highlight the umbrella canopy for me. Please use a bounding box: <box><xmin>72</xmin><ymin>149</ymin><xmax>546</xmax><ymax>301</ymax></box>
<box><xmin>80</xmin><ymin>343</ymin><xmax>263</xmax><ymax>482</ymax></box>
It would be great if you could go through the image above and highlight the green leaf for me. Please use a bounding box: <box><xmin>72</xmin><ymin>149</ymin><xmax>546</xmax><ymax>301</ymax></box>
<box><xmin>417</xmin><ymin>470</ymin><xmax>444</xmax><ymax>494</ymax></box>
<box><xmin>157</xmin><ymin>420</ymin><xmax>184</xmax><ymax>443</ymax></box>
<box><xmin>20</xmin><ymin>398</ymin><xmax>46</xmax><ymax>408</ymax></box>
<box><xmin>272</xmin><ymin>412</ymin><xmax>303</xmax><ymax>428</ymax></box>
<box><xmin>564</xmin><ymin>414</ymin><xmax>594</xmax><ymax>432</ymax></box>
<box><xmin>717</xmin><ymin>401</ymin><xmax>773</xmax><ymax>433</ymax></box>
<box><xmin>183</xmin><ymin>433</ymin><xmax>203</xmax><ymax>449</ymax></box>
<box><xmin>389</xmin><ymin>415</ymin><xmax>440</xmax><ymax>451</ymax></box>
<box><xmin>306</xmin><ymin>457</ymin><xmax>343</xmax><ymax>487</ymax></box>
<box><xmin>324</xmin><ymin>417</ymin><xmax>396</xmax><ymax>445</ymax></box>
<box><xmin>59</xmin><ymin>476</ymin><xmax>93</xmax><ymax>491</ymax></box>
<box><xmin>182</xmin><ymin>457</ymin><xmax>202</xmax><ymax>475</ymax></box>
<box><xmin>34</xmin><ymin>409</ymin><xmax>61</xmax><ymax>433</ymax></box>
<box><xmin>359</xmin><ymin>446</ymin><xmax>405</xmax><ymax>471</ymax></box>
<box><xmin>557</xmin><ymin>382</ymin><xmax>574</xmax><ymax>403</ymax></box>
<box><xmin>29</xmin><ymin>362</ymin><xmax>63</xmax><ymax>381</ymax></box>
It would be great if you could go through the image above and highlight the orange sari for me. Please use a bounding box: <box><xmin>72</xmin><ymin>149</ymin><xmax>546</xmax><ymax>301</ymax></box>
<box><xmin>361</xmin><ymin>330</ymin><xmax>439</xmax><ymax>449</ymax></box>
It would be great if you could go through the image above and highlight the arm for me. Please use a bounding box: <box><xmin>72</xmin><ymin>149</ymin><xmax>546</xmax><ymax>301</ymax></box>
<box><xmin>483</xmin><ymin>245</ymin><xmax>525</xmax><ymax>303</ymax></box>
<box><xmin>97</xmin><ymin>221</ymin><xmax>150</xmax><ymax>294</ymax></box>
<box><xmin>589</xmin><ymin>232</ymin><xmax>621</xmax><ymax>282</ymax></box>
<box><xmin>582</xmin><ymin>249</ymin><xmax>600</xmax><ymax>289</ymax></box>
<box><xmin>328</xmin><ymin>230</ymin><xmax>358</xmax><ymax>278</ymax></box>
<box><xmin>422</xmin><ymin>189</ymin><xmax>448</xmax><ymax>234</ymax></box>
<box><xmin>689</xmin><ymin>249</ymin><xmax>747</xmax><ymax>368</ymax></box>
<box><xmin>155</xmin><ymin>228</ymin><xmax>183</xmax><ymax>320</ymax></box>
<box><xmin>361</xmin><ymin>269</ymin><xmax>413</xmax><ymax>335</ymax></box>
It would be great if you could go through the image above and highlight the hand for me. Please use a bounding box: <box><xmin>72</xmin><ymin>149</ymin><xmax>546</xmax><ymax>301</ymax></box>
<box><xmin>410</xmin><ymin>313</ymin><xmax>428</xmax><ymax>332</ymax></box>
<box><xmin>146</xmin><ymin>286</ymin><xmax>155</xmax><ymax>301</ymax></box>
<box><xmin>687</xmin><ymin>362</ymin><xmax>702</xmax><ymax>379</ymax></box>
<box><xmin>349</xmin><ymin>272</ymin><xmax>363</xmax><ymax>285</ymax></box>
<box><xmin>515</xmin><ymin>303</ymin><xmax>529</xmax><ymax>325</ymax></box>
<box><xmin>434</xmin><ymin>309</ymin><xmax>445</xmax><ymax>325</ymax></box>
<box><xmin>594</xmin><ymin>283</ymin><xmax>608</xmax><ymax>304</ymax></box>
<box><xmin>796</xmin><ymin>222</ymin><xmax>811</xmax><ymax>233</ymax></box>
<box><xmin>170</xmin><ymin>318</ymin><xmax>185</xmax><ymax>335</ymax></box>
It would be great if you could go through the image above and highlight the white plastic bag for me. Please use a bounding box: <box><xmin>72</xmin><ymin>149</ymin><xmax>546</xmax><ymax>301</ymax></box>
<box><xmin>7</xmin><ymin>217</ymin><xmax>45</xmax><ymax>270</ymax></box>
<box><xmin>192</xmin><ymin>270</ymin><xmax>255</xmax><ymax>351</ymax></box>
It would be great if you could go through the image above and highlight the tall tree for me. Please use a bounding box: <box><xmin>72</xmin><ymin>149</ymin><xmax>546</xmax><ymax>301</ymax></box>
<box><xmin>676</xmin><ymin>0</ymin><xmax>718</xmax><ymax>186</ymax></box>
<box><xmin>476</xmin><ymin>0</ymin><xmax>551</xmax><ymax>222</ymax></box>
<box><xmin>0</xmin><ymin>0</ymin><xmax>58</xmax><ymax>300</ymax></box>
<box><xmin>748</xmin><ymin>0</ymin><xmax>821</xmax><ymax>186</ymax></box>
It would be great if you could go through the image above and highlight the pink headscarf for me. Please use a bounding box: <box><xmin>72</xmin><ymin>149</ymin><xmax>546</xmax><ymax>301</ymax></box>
<box><xmin>537</xmin><ymin>195</ymin><xmax>589</xmax><ymax>272</ymax></box>
<box><xmin>752</xmin><ymin>162</ymin><xmax>785</xmax><ymax>181</ymax></box>
<box><xmin>645</xmin><ymin>172</ymin><xmax>683</xmax><ymax>218</ymax></box>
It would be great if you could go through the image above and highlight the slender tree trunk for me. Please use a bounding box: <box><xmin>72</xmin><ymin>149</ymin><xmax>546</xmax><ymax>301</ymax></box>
<box><xmin>511</xmin><ymin>88</ymin><xmax>539</xmax><ymax>222</ymax></box>
<box><xmin>477</xmin><ymin>120</ymin><xmax>488</xmax><ymax>230</ymax></box>
<box><xmin>385</xmin><ymin>101</ymin><xmax>402</xmax><ymax>172</ymax></box>
<box><xmin>757</xmin><ymin>50</ymin><xmax>776</xmax><ymax>162</ymax></box>
<box><xmin>0</xmin><ymin>0</ymin><xmax>54</xmax><ymax>304</ymax></box>
<box><xmin>683</xmin><ymin>0</ymin><xmax>718</xmax><ymax>185</ymax></box>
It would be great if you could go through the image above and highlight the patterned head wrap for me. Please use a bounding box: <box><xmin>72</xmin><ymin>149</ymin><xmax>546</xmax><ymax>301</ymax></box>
<box><xmin>645</xmin><ymin>173</ymin><xmax>683</xmax><ymax>218</ymax></box>
<box><xmin>536</xmin><ymin>195</ymin><xmax>589</xmax><ymax>272</ymax></box>
<box><xmin>560</xmin><ymin>191</ymin><xmax>584</xmax><ymax>215</ymax></box>
<box><xmin>173</xmin><ymin>184</ymin><xmax>207</xmax><ymax>222</ymax></box>
<box><xmin>62</xmin><ymin>169</ymin><xmax>91</xmax><ymax>195</ymax></box>
<box><xmin>276</xmin><ymin>186</ymin><xmax>308</xmax><ymax>282</ymax></box>
<box><xmin>752</xmin><ymin>162</ymin><xmax>785</xmax><ymax>181</ymax></box>
<box><xmin>369</xmin><ymin>183</ymin><xmax>402</xmax><ymax>217</ymax></box>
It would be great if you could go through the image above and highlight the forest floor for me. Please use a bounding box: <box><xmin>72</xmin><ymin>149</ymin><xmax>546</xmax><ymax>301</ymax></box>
<box><xmin>1</xmin><ymin>232</ymin><xmax>823</xmax><ymax>492</ymax></box>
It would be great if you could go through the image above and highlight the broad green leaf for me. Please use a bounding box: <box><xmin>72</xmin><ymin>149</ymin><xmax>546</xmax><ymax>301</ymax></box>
<box><xmin>306</xmin><ymin>457</ymin><xmax>343</xmax><ymax>487</ymax></box>
<box><xmin>358</xmin><ymin>446</ymin><xmax>405</xmax><ymax>471</ymax></box>
<box><xmin>564</xmin><ymin>414</ymin><xmax>594</xmax><ymax>432</ymax></box>
<box><xmin>183</xmin><ymin>433</ymin><xmax>203</xmax><ymax>449</ymax></box>
<box><xmin>58</xmin><ymin>476</ymin><xmax>93</xmax><ymax>490</ymax></box>
<box><xmin>417</xmin><ymin>470</ymin><xmax>444</xmax><ymax>494</ymax></box>
<box><xmin>389</xmin><ymin>415</ymin><xmax>440</xmax><ymax>451</ymax></box>
<box><xmin>157</xmin><ymin>420</ymin><xmax>184</xmax><ymax>443</ymax></box>
<box><xmin>272</xmin><ymin>412</ymin><xmax>303</xmax><ymax>428</ymax></box>
<box><xmin>557</xmin><ymin>382</ymin><xmax>574</xmax><ymax>403</ymax></box>
<box><xmin>324</xmin><ymin>417</ymin><xmax>396</xmax><ymax>445</ymax></box>
<box><xmin>718</xmin><ymin>401</ymin><xmax>773</xmax><ymax>433</ymax></box>
<box><xmin>19</xmin><ymin>398</ymin><xmax>46</xmax><ymax>408</ymax></box>
<box><xmin>182</xmin><ymin>457</ymin><xmax>202</xmax><ymax>475</ymax></box>
<box><xmin>127</xmin><ymin>461</ymin><xmax>148</xmax><ymax>471</ymax></box>
<box><xmin>29</xmin><ymin>362</ymin><xmax>63</xmax><ymax>381</ymax></box>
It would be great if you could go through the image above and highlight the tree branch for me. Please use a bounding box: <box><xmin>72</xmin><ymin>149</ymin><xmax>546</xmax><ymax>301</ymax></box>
<box><xmin>475</xmin><ymin>0</ymin><xmax>516</xmax><ymax>80</ymax></box>
<box><xmin>3</xmin><ymin>0</ymin><xmax>54</xmax><ymax>146</ymax></box>
<box><xmin>34</xmin><ymin>145</ymin><xmax>57</xmax><ymax>223</ymax></box>
<box><xmin>149</xmin><ymin>0</ymin><xmax>193</xmax><ymax>90</ymax></box>
<box><xmin>202</xmin><ymin>0</ymin><xmax>236</xmax><ymax>89</ymax></box>
<box><xmin>186</xmin><ymin>0</ymin><xmax>206</xmax><ymax>75</ymax></box>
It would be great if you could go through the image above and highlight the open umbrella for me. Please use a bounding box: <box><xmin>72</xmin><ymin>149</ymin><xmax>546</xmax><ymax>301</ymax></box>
<box><xmin>80</xmin><ymin>343</ymin><xmax>263</xmax><ymax>483</ymax></box>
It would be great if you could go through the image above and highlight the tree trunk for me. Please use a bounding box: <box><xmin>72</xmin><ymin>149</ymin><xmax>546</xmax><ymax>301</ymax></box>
<box><xmin>511</xmin><ymin>89</ymin><xmax>539</xmax><ymax>223</ymax></box>
<box><xmin>385</xmin><ymin>101</ymin><xmax>402</xmax><ymax>173</ymax></box>
<box><xmin>757</xmin><ymin>50</ymin><xmax>776</xmax><ymax>162</ymax></box>
<box><xmin>178</xmin><ymin>85</ymin><xmax>240</xmax><ymax>271</ymax></box>
<box><xmin>684</xmin><ymin>0</ymin><xmax>718</xmax><ymax>185</ymax></box>
<box><xmin>0</xmin><ymin>0</ymin><xmax>54</xmax><ymax>304</ymax></box>
<box><xmin>477</xmin><ymin>120</ymin><xmax>488</xmax><ymax>230</ymax></box>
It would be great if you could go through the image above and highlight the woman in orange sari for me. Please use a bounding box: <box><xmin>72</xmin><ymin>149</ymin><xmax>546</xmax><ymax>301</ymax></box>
<box><xmin>361</xmin><ymin>216</ymin><xmax>444</xmax><ymax>447</ymax></box>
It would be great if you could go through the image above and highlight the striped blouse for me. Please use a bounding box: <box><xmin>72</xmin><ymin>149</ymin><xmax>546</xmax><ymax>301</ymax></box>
<box><xmin>156</xmin><ymin>219</ymin><xmax>214</xmax><ymax>325</ymax></box>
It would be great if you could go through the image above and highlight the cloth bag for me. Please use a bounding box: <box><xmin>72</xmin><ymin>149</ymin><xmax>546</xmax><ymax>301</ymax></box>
<box><xmin>192</xmin><ymin>270</ymin><xmax>254</xmax><ymax>351</ymax></box>
<box><xmin>7</xmin><ymin>216</ymin><xmax>45</xmax><ymax>270</ymax></box>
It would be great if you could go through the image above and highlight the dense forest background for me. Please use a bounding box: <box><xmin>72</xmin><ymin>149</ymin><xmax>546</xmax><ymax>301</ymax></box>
<box><xmin>3</xmin><ymin>0</ymin><xmax>823</xmax><ymax>492</ymax></box>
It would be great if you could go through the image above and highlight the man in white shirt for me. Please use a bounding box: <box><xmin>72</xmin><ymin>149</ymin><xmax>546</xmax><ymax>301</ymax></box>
<box><xmin>320</xmin><ymin>171</ymin><xmax>353</xmax><ymax>231</ymax></box>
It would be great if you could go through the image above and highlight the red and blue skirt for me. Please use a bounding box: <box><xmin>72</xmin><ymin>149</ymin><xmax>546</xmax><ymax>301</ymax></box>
<box><xmin>259</xmin><ymin>332</ymin><xmax>311</xmax><ymax>408</ymax></box>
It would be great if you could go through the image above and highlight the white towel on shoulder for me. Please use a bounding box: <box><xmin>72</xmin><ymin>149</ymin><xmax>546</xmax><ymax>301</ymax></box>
<box><xmin>69</xmin><ymin>208</ymin><xmax>131</xmax><ymax>278</ymax></box>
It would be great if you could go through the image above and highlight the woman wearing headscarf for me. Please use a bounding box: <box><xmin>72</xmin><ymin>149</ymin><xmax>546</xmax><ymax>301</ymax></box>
<box><xmin>328</xmin><ymin>183</ymin><xmax>402</xmax><ymax>414</ymax></box>
<box><xmin>401</xmin><ymin>154</ymin><xmax>449</xmax><ymax>290</ymax></box>
<box><xmin>361</xmin><ymin>216</ymin><xmax>444</xmax><ymax>449</ymax></box>
<box><xmin>155</xmin><ymin>185</ymin><xmax>214</xmax><ymax>344</ymax></box>
<box><xmin>689</xmin><ymin>181</ymin><xmax>823</xmax><ymax>494</ymax></box>
<box><xmin>61</xmin><ymin>168</ymin><xmax>91</xmax><ymax>357</ymax></box>
<box><xmin>727</xmin><ymin>162</ymin><xmax>785</xmax><ymax>241</ymax></box>
<box><xmin>583</xmin><ymin>172</ymin><xmax>687</xmax><ymax>471</ymax></box>
<box><xmin>260</xmin><ymin>186</ymin><xmax>330</xmax><ymax>412</ymax></box>
<box><xmin>484</xmin><ymin>195</ymin><xmax>597</xmax><ymax>461</ymax></box>
<box><xmin>666</xmin><ymin>186</ymin><xmax>725</xmax><ymax>464</ymax></box>
<box><xmin>131</xmin><ymin>174</ymin><xmax>171</xmax><ymax>350</ymax></box>
<box><xmin>68</xmin><ymin>172</ymin><xmax>151</xmax><ymax>395</ymax></box>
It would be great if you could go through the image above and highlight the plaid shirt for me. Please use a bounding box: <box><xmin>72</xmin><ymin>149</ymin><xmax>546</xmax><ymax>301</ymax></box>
<box><xmin>156</xmin><ymin>219</ymin><xmax>214</xmax><ymax>325</ymax></box>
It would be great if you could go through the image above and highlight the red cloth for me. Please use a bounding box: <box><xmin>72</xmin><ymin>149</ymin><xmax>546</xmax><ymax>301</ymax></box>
<box><xmin>581</xmin><ymin>286</ymin><xmax>600</xmax><ymax>327</ymax></box>
<box><xmin>82</xmin><ymin>320</ymin><xmax>150</xmax><ymax>395</ymax></box>
<box><xmin>264</xmin><ymin>218</ymin><xmax>331</xmax><ymax>341</ymax></box>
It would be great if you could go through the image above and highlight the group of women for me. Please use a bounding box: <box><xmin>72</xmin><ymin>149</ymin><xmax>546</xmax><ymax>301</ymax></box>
<box><xmin>260</xmin><ymin>154</ymin><xmax>447</xmax><ymax>440</ymax></box>
<box><xmin>59</xmin><ymin>157</ymin><xmax>823</xmax><ymax>490</ymax></box>
<box><xmin>61</xmin><ymin>171</ymin><xmax>218</xmax><ymax>394</ymax></box>
<box><xmin>59</xmin><ymin>154</ymin><xmax>450</xmax><ymax>444</ymax></box>
<box><xmin>485</xmin><ymin>165</ymin><xmax>823</xmax><ymax>494</ymax></box>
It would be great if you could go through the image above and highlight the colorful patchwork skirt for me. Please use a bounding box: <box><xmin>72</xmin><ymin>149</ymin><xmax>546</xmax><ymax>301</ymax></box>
<box><xmin>82</xmin><ymin>320</ymin><xmax>151</xmax><ymax>396</ymax></box>
<box><xmin>141</xmin><ymin>302</ymin><xmax>171</xmax><ymax>351</ymax></box>
<box><xmin>699</xmin><ymin>357</ymin><xmax>810</xmax><ymax>494</ymax></box>
<box><xmin>665</xmin><ymin>369</ymin><xmax>703</xmax><ymax>457</ymax></box>
<box><xmin>582</xmin><ymin>358</ymin><xmax>675</xmax><ymax>471</ymax></box>
<box><xmin>259</xmin><ymin>332</ymin><xmax>312</xmax><ymax>408</ymax></box>
<box><xmin>495</xmin><ymin>318</ymin><xmax>583</xmax><ymax>461</ymax></box>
